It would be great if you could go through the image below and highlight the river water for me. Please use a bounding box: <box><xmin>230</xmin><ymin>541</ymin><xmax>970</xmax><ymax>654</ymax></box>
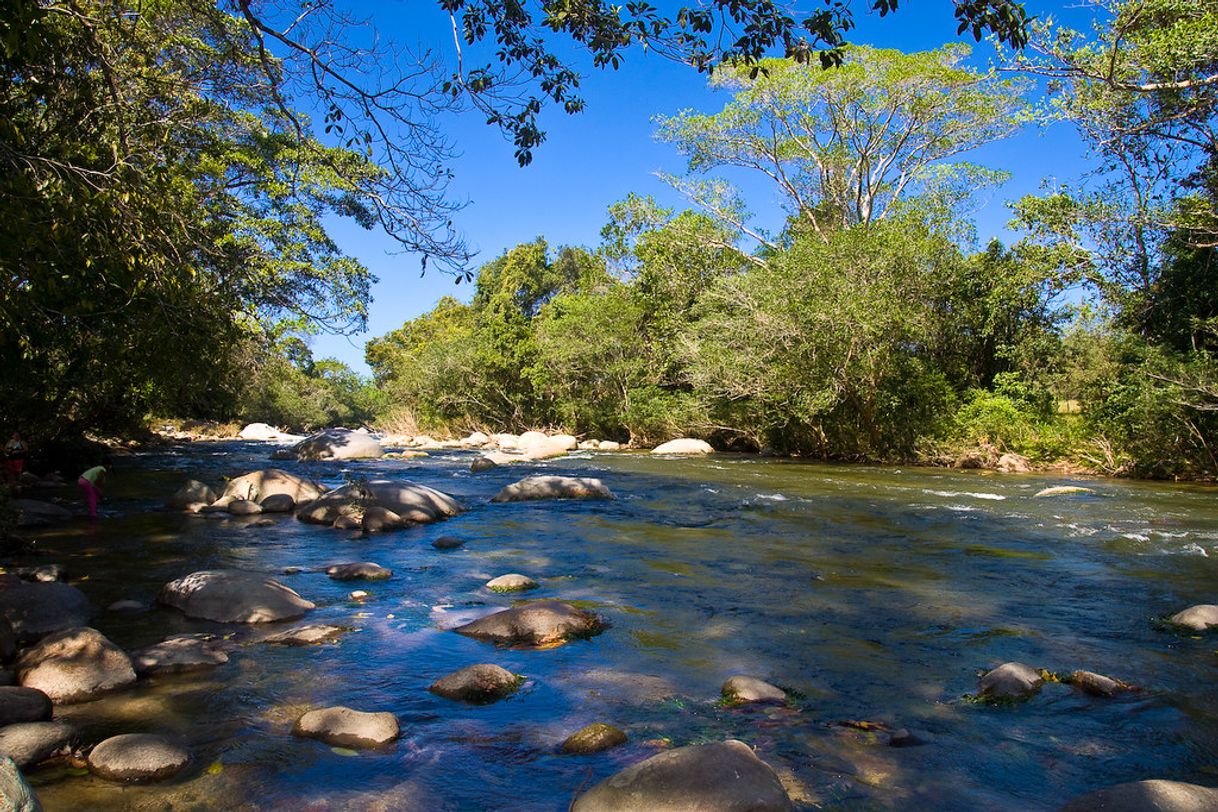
<box><xmin>17</xmin><ymin>441</ymin><xmax>1218</xmax><ymax>810</ymax></box>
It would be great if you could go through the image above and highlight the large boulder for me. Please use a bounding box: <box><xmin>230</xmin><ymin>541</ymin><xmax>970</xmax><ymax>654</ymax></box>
<box><xmin>16</xmin><ymin>627</ymin><xmax>136</xmax><ymax>703</ymax></box>
<box><xmin>1169</xmin><ymin>605</ymin><xmax>1218</xmax><ymax>631</ymax></box>
<box><xmin>11</xmin><ymin>500</ymin><xmax>72</xmax><ymax>528</ymax></box>
<box><xmin>454</xmin><ymin>601</ymin><xmax>605</xmax><ymax>647</ymax></box>
<box><xmin>651</xmin><ymin>438</ymin><xmax>714</xmax><ymax>455</ymax></box>
<box><xmin>296</xmin><ymin>480</ymin><xmax>463</xmax><ymax>527</ymax></box>
<box><xmin>129</xmin><ymin>635</ymin><xmax>230</xmax><ymax>676</ymax></box>
<box><xmin>978</xmin><ymin>662</ymin><xmax>1043</xmax><ymax>701</ymax></box>
<box><xmin>1058</xmin><ymin>780</ymin><xmax>1218</xmax><ymax>812</ymax></box>
<box><xmin>88</xmin><ymin>734</ymin><xmax>191</xmax><ymax>782</ymax></box>
<box><xmin>238</xmin><ymin>423</ymin><xmax>303</xmax><ymax>442</ymax></box>
<box><xmin>0</xmin><ymin>582</ymin><xmax>93</xmax><ymax>643</ymax></box>
<box><xmin>221</xmin><ymin>469</ymin><xmax>325</xmax><ymax>505</ymax></box>
<box><xmin>293</xmin><ymin>707</ymin><xmax>399</xmax><ymax>748</ymax></box>
<box><xmin>158</xmin><ymin>570</ymin><xmax>314</xmax><ymax>623</ymax></box>
<box><xmin>491</xmin><ymin>476</ymin><xmax>613</xmax><ymax>503</ymax></box>
<box><xmin>0</xmin><ymin>688</ymin><xmax>52</xmax><ymax>727</ymax></box>
<box><xmin>571</xmin><ymin>740</ymin><xmax>792</xmax><ymax>811</ymax></box>
<box><xmin>291</xmin><ymin>428</ymin><xmax>383</xmax><ymax>461</ymax></box>
<box><xmin>0</xmin><ymin>756</ymin><xmax>42</xmax><ymax>812</ymax></box>
<box><xmin>429</xmin><ymin>664</ymin><xmax>521</xmax><ymax>703</ymax></box>
<box><xmin>167</xmin><ymin>480</ymin><xmax>216</xmax><ymax>510</ymax></box>
<box><xmin>0</xmin><ymin>722</ymin><xmax>76</xmax><ymax>769</ymax></box>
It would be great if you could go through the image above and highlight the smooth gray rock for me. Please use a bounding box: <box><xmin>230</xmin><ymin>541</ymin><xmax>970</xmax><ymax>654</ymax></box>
<box><xmin>1058</xmin><ymin>779</ymin><xmax>1218</xmax><ymax>812</ymax></box>
<box><xmin>429</xmin><ymin>664</ymin><xmax>520</xmax><ymax>704</ymax></box>
<box><xmin>130</xmin><ymin>636</ymin><xmax>229</xmax><ymax>676</ymax></box>
<box><xmin>1170</xmin><ymin>605</ymin><xmax>1218</xmax><ymax>631</ymax></box>
<box><xmin>0</xmin><ymin>582</ymin><xmax>94</xmax><ymax>643</ymax></box>
<box><xmin>221</xmin><ymin>469</ymin><xmax>325</xmax><ymax>504</ymax></box>
<box><xmin>978</xmin><ymin>662</ymin><xmax>1043</xmax><ymax>700</ymax></box>
<box><xmin>721</xmin><ymin>675</ymin><xmax>786</xmax><ymax>704</ymax></box>
<box><xmin>0</xmin><ymin>721</ymin><xmax>76</xmax><ymax>768</ymax></box>
<box><xmin>485</xmin><ymin>574</ymin><xmax>538</xmax><ymax>593</ymax></box>
<box><xmin>454</xmin><ymin>601</ymin><xmax>605</xmax><ymax>647</ymax></box>
<box><xmin>491</xmin><ymin>476</ymin><xmax>614</xmax><ymax>503</ymax></box>
<box><xmin>326</xmin><ymin>562</ymin><xmax>392</xmax><ymax>581</ymax></box>
<box><xmin>88</xmin><ymin>733</ymin><xmax>190</xmax><ymax>782</ymax></box>
<box><xmin>167</xmin><ymin>480</ymin><xmax>216</xmax><ymax>510</ymax></box>
<box><xmin>0</xmin><ymin>687</ymin><xmax>52</xmax><ymax>726</ymax></box>
<box><xmin>571</xmin><ymin>739</ymin><xmax>792</xmax><ymax>811</ymax></box>
<box><xmin>293</xmin><ymin>706</ymin><xmax>399</xmax><ymax>748</ymax></box>
<box><xmin>158</xmin><ymin>570</ymin><xmax>314</xmax><ymax>623</ymax></box>
<box><xmin>561</xmin><ymin>723</ymin><xmax>627</xmax><ymax>755</ymax></box>
<box><xmin>291</xmin><ymin>429</ymin><xmax>384</xmax><ymax>461</ymax></box>
<box><xmin>0</xmin><ymin>756</ymin><xmax>42</xmax><ymax>811</ymax></box>
<box><xmin>17</xmin><ymin>627</ymin><xmax>136</xmax><ymax>703</ymax></box>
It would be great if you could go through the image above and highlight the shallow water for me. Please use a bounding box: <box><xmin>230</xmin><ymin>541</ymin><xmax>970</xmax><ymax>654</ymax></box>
<box><xmin>16</xmin><ymin>442</ymin><xmax>1218</xmax><ymax>810</ymax></box>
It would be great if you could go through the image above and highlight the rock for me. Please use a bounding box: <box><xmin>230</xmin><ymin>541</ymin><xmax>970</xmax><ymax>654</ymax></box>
<box><xmin>239</xmin><ymin>423</ymin><xmax>303</xmax><ymax>442</ymax></box>
<box><xmin>454</xmin><ymin>601</ymin><xmax>605</xmax><ymax>646</ymax></box>
<box><xmin>578</xmin><ymin>441</ymin><xmax>600</xmax><ymax>450</ymax></box>
<box><xmin>651</xmin><ymin>438</ymin><xmax>714</xmax><ymax>455</ymax></box>
<box><xmin>471</xmin><ymin>451</ymin><xmax>524</xmax><ymax>473</ymax></box>
<box><xmin>491</xmin><ymin>434</ymin><xmax>520</xmax><ymax>450</ymax></box>
<box><xmin>12</xmin><ymin>566</ymin><xmax>65</xmax><ymax>584</ymax></box>
<box><xmin>291</xmin><ymin>428</ymin><xmax>384</xmax><ymax>461</ymax></box>
<box><xmin>0</xmin><ymin>721</ymin><xmax>76</xmax><ymax>768</ymax></box>
<box><xmin>978</xmin><ymin>662</ymin><xmax>1043</xmax><ymax>700</ymax></box>
<box><xmin>326</xmin><ymin>562</ymin><xmax>392</xmax><ymax>581</ymax></box>
<box><xmin>432</xmin><ymin>536</ymin><xmax>464</xmax><ymax>550</ymax></box>
<box><xmin>721</xmin><ymin>675</ymin><xmax>786</xmax><ymax>705</ymax></box>
<box><xmin>227</xmin><ymin>498</ymin><xmax>262</xmax><ymax>516</ymax></box>
<box><xmin>561</xmin><ymin>723</ymin><xmax>627</xmax><ymax>755</ymax></box>
<box><xmin>17</xmin><ymin>627</ymin><xmax>136</xmax><ymax>703</ymax></box>
<box><xmin>1034</xmin><ymin>485</ymin><xmax>1095</xmax><ymax>497</ymax></box>
<box><xmin>158</xmin><ymin>570</ymin><xmax>314</xmax><ymax>623</ymax></box>
<box><xmin>599</xmin><ymin>441</ymin><xmax>622</xmax><ymax>451</ymax></box>
<box><xmin>221</xmin><ymin>469</ymin><xmax>325</xmax><ymax>505</ymax></box>
<box><xmin>428</xmin><ymin>664</ymin><xmax>521</xmax><ymax>703</ymax></box>
<box><xmin>1068</xmin><ymin>670</ymin><xmax>1131</xmax><ymax>697</ymax></box>
<box><xmin>0</xmin><ymin>756</ymin><xmax>42</xmax><ymax>812</ymax></box>
<box><xmin>571</xmin><ymin>740</ymin><xmax>792</xmax><ymax>812</ymax></box>
<box><xmin>551</xmin><ymin>434</ymin><xmax>579</xmax><ymax>451</ymax></box>
<box><xmin>1058</xmin><ymin>780</ymin><xmax>1218</xmax><ymax>812</ymax></box>
<box><xmin>491</xmin><ymin>476</ymin><xmax>614</xmax><ymax>503</ymax></box>
<box><xmin>518</xmin><ymin>431</ymin><xmax>549</xmax><ymax>452</ymax></box>
<box><xmin>0</xmin><ymin>687</ymin><xmax>52</xmax><ymax>726</ymax></box>
<box><xmin>292</xmin><ymin>706</ymin><xmax>399</xmax><ymax>748</ymax></box>
<box><xmin>485</xmin><ymin>574</ymin><xmax>538</xmax><ymax>593</ymax></box>
<box><xmin>11</xmin><ymin>500</ymin><xmax>72</xmax><ymax>528</ymax></box>
<box><xmin>996</xmin><ymin>453</ymin><xmax>1031</xmax><ymax>473</ymax></box>
<box><xmin>167</xmin><ymin>480</ymin><xmax>216</xmax><ymax>510</ymax></box>
<box><xmin>107</xmin><ymin>600</ymin><xmax>144</xmax><ymax>613</ymax></box>
<box><xmin>296</xmin><ymin>479</ymin><xmax>463</xmax><ymax>527</ymax></box>
<box><xmin>129</xmin><ymin>635</ymin><xmax>229</xmax><ymax>676</ymax></box>
<box><xmin>348</xmin><ymin>591</ymin><xmax>369</xmax><ymax>601</ymax></box>
<box><xmin>333</xmin><ymin>514</ymin><xmax>362</xmax><ymax>530</ymax></box>
<box><xmin>264</xmin><ymin>624</ymin><xmax>348</xmax><ymax>646</ymax></box>
<box><xmin>362</xmin><ymin>505</ymin><xmax>404</xmax><ymax>532</ymax></box>
<box><xmin>259</xmin><ymin>493</ymin><xmax>295</xmax><ymax>513</ymax></box>
<box><xmin>461</xmin><ymin>432</ymin><xmax>490</xmax><ymax>447</ymax></box>
<box><xmin>88</xmin><ymin>733</ymin><xmax>190</xmax><ymax>782</ymax></box>
<box><xmin>888</xmin><ymin>728</ymin><xmax>933</xmax><ymax>748</ymax></box>
<box><xmin>0</xmin><ymin>582</ymin><xmax>95</xmax><ymax>644</ymax></box>
<box><xmin>522</xmin><ymin>437</ymin><xmax>571</xmax><ymax>461</ymax></box>
<box><xmin>1170</xmin><ymin>604</ymin><xmax>1218</xmax><ymax>631</ymax></box>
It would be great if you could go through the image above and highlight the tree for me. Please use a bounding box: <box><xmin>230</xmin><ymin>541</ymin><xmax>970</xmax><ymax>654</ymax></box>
<box><xmin>654</xmin><ymin>46</ymin><xmax>1029</xmax><ymax>245</ymax></box>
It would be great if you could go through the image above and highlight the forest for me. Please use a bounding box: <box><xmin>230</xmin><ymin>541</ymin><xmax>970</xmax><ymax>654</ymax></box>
<box><xmin>2</xmin><ymin>0</ymin><xmax>1216</xmax><ymax>479</ymax></box>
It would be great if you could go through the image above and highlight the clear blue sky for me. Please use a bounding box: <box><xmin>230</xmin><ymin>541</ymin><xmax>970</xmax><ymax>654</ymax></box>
<box><xmin>311</xmin><ymin>1</ymin><xmax>1098</xmax><ymax>373</ymax></box>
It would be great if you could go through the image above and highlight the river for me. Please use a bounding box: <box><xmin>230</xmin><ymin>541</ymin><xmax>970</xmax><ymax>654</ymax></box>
<box><xmin>18</xmin><ymin>440</ymin><xmax>1218</xmax><ymax>810</ymax></box>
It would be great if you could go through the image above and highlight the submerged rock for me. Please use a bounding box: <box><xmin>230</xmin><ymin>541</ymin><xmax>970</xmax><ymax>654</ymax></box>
<box><xmin>721</xmin><ymin>675</ymin><xmax>786</xmax><ymax>705</ymax></box>
<box><xmin>1058</xmin><ymin>779</ymin><xmax>1218</xmax><ymax>812</ymax></box>
<box><xmin>571</xmin><ymin>739</ymin><xmax>792</xmax><ymax>811</ymax></box>
<box><xmin>263</xmin><ymin>624</ymin><xmax>348</xmax><ymax>647</ymax></box>
<box><xmin>485</xmin><ymin>574</ymin><xmax>538</xmax><ymax>593</ymax></box>
<box><xmin>88</xmin><ymin>733</ymin><xmax>191</xmax><ymax>782</ymax></box>
<box><xmin>1169</xmin><ymin>604</ymin><xmax>1218</xmax><ymax>631</ymax></box>
<box><xmin>1068</xmin><ymin>670</ymin><xmax>1132</xmax><ymax>698</ymax></box>
<box><xmin>158</xmin><ymin>570</ymin><xmax>314</xmax><ymax>623</ymax></box>
<box><xmin>293</xmin><ymin>706</ymin><xmax>399</xmax><ymax>748</ymax></box>
<box><xmin>326</xmin><ymin>562</ymin><xmax>392</xmax><ymax>581</ymax></box>
<box><xmin>432</xmin><ymin>536</ymin><xmax>464</xmax><ymax>550</ymax></box>
<box><xmin>454</xmin><ymin>601</ymin><xmax>605</xmax><ymax>647</ymax></box>
<box><xmin>17</xmin><ymin>627</ymin><xmax>136</xmax><ymax>703</ymax></box>
<box><xmin>471</xmin><ymin>452</ymin><xmax>524</xmax><ymax>473</ymax></box>
<box><xmin>0</xmin><ymin>687</ymin><xmax>52</xmax><ymax>727</ymax></box>
<box><xmin>491</xmin><ymin>476</ymin><xmax>613</xmax><ymax>503</ymax></box>
<box><xmin>561</xmin><ymin>723</ymin><xmax>627</xmax><ymax>755</ymax></box>
<box><xmin>0</xmin><ymin>721</ymin><xmax>76</xmax><ymax>769</ymax></box>
<box><xmin>291</xmin><ymin>428</ymin><xmax>384</xmax><ymax>461</ymax></box>
<box><xmin>429</xmin><ymin>664</ymin><xmax>521</xmax><ymax>703</ymax></box>
<box><xmin>651</xmin><ymin>438</ymin><xmax>714</xmax><ymax>455</ymax></box>
<box><xmin>130</xmin><ymin>635</ymin><xmax>230</xmax><ymax>676</ymax></box>
<box><xmin>978</xmin><ymin>662</ymin><xmax>1043</xmax><ymax>701</ymax></box>
<box><xmin>0</xmin><ymin>582</ymin><xmax>93</xmax><ymax>643</ymax></box>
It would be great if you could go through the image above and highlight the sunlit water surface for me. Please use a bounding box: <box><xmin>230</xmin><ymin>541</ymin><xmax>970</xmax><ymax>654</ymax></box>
<box><xmin>17</xmin><ymin>442</ymin><xmax>1218</xmax><ymax>810</ymax></box>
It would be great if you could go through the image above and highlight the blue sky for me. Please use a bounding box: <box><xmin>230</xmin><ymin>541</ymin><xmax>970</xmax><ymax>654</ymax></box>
<box><xmin>311</xmin><ymin>1</ymin><xmax>1098</xmax><ymax>373</ymax></box>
